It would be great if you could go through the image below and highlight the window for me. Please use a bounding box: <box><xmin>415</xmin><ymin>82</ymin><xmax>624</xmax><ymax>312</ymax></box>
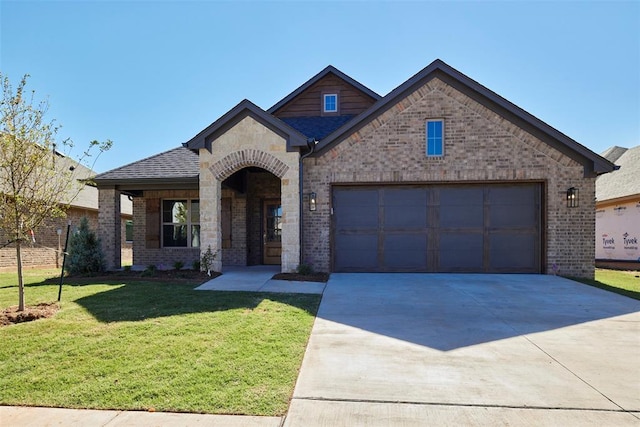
<box><xmin>162</xmin><ymin>199</ymin><xmax>200</xmax><ymax>248</ymax></box>
<box><xmin>426</xmin><ymin>120</ymin><xmax>444</xmax><ymax>157</ymax></box>
<box><xmin>125</xmin><ymin>220</ymin><xmax>133</xmax><ymax>243</ymax></box>
<box><xmin>323</xmin><ymin>94</ymin><xmax>338</xmax><ymax>113</ymax></box>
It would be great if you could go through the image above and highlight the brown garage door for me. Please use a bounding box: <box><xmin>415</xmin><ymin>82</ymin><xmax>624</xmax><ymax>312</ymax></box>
<box><xmin>332</xmin><ymin>183</ymin><xmax>542</xmax><ymax>273</ymax></box>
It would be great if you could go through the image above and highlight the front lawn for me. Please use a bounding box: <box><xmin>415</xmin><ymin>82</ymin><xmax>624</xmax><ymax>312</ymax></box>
<box><xmin>0</xmin><ymin>270</ymin><xmax>320</xmax><ymax>416</ymax></box>
<box><xmin>571</xmin><ymin>268</ymin><xmax>640</xmax><ymax>301</ymax></box>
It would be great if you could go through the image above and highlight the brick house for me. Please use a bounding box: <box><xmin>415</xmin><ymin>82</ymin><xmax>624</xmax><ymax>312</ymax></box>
<box><xmin>95</xmin><ymin>60</ymin><xmax>615</xmax><ymax>279</ymax></box>
<box><xmin>595</xmin><ymin>145</ymin><xmax>639</xmax><ymax>269</ymax></box>
<box><xmin>0</xmin><ymin>154</ymin><xmax>133</xmax><ymax>271</ymax></box>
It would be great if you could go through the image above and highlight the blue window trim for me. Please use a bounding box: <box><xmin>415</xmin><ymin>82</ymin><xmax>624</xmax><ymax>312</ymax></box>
<box><xmin>323</xmin><ymin>94</ymin><xmax>338</xmax><ymax>113</ymax></box>
<box><xmin>426</xmin><ymin>120</ymin><xmax>444</xmax><ymax>157</ymax></box>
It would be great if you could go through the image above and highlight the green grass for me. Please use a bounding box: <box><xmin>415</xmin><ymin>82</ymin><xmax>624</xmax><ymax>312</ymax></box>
<box><xmin>0</xmin><ymin>270</ymin><xmax>320</xmax><ymax>415</ymax></box>
<box><xmin>571</xmin><ymin>268</ymin><xmax>640</xmax><ymax>300</ymax></box>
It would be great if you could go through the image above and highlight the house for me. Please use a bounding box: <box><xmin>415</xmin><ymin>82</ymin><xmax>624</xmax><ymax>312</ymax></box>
<box><xmin>595</xmin><ymin>145</ymin><xmax>640</xmax><ymax>269</ymax></box>
<box><xmin>95</xmin><ymin>60</ymin><xmax>615</xmax><ymax>279</ymax></box>
<box><xmin>0</xmin><ymin>152</ymin><xmax>133</xmax><ymax>270</ymax></box>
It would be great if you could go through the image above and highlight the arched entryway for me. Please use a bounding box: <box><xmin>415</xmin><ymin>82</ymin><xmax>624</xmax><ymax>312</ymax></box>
<box><xmin>200</xmin><ymin>147</ymin><xmax>300</xmax><ymax>273</ymax></box>
<box><xmin>221</xmin><ymin>167</ymin><xmax>282</xmax><ymax>266</ymax></box>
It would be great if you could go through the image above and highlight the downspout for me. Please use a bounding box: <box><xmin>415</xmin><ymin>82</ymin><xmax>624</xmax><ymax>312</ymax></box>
<box><xmin>299</xmin><ymin>138</ymin><xmax>316</xmax><ymax>268</ymax></box>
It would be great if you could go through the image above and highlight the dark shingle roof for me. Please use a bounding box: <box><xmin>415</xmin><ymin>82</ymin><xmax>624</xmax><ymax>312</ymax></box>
<box><xmin>280</xmin><ymin>115</ymin><xmax>356</xmax><ymax>141</ymax></box>
<box><xmin>94</xmin><ymin>147</ymin><xmax>199</xmax><ymax>184</ymax></box>
<box><xmin>596</xmin><ymin>145</ymin><xmax>640</xmax><ymax>202</ymax></box>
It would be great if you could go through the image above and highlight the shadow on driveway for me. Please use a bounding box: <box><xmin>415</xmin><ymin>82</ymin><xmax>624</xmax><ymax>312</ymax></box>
<box><xmin>319</xmin><ymin>273</ymin><xmax>640</xmax><ymax>351</ymax></box>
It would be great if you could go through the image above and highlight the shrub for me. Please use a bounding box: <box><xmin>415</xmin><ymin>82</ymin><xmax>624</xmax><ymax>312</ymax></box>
<box><xmin>192</xmin><ymin>260</ymin><xmax>201</xmax><ymax>271</ymax></box>
<box><xmin>123</xmin><ymin>265</ymin><xmax>132</xmax><ymax>272</ymax></box>
<box><xmin>296</xmin><ymin>264</ymin><xmax>315</xmax><ymax>275</ymax></box>
<box><xmin>141</xmin><ymin>264</ymin><xmax>157</xmax><ymax>277</ymax></box>
<box><xmin>201</xmin><ymin>246</ymin><xmax>217</xmax><ymax>276</ymax></box>
<box><xmin>65</xmin><ymin>217</ymin><xmax>106</xmax><ymax>275</ymax></box>
<box><xmin>173</xmin><ymin>261</ymin><xmax>184</xmax><ymax>271</ymax></box>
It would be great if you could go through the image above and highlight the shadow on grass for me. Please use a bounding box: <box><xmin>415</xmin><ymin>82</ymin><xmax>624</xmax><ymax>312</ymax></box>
<box><xmin>74</xmin><ymin>281</ymin><xmax>321</xmax><ymax>323</ymax></box>
<box><xmin>569</xmin><ymin>277</ymin><xmax>640</xmax><ymax>301</ymax></box>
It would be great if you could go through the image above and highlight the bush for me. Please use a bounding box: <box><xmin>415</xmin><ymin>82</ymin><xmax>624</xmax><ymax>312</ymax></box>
<box><xmin>192</xmin><ymin>260</ymin><xmax>201</xmax><ymax>271</ymax></box>
<box><xmin>296</xmin><ymin>264</ymin><xmax>315</xmax><ymax>275</ymax></box>
<box><xmin>65</xmin><ymin>217</ymin><xmax>106</xmax><ymax>275</ymax></box>
<box><xmin>173</xmin><ymin>261</ymin><xmax>184</xmax><ymax>271</ymax></box>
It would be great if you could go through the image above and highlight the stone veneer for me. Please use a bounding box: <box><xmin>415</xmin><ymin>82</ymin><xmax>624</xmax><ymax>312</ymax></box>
<box><xmin>302</xmin><ymin>77</ymin><xmax>596</xmax><ymax>278</ymax></box>
<box><xmin>200</xmin><ymin>116</ymin><xmax>300</xmax><ymax>272</ymax></box>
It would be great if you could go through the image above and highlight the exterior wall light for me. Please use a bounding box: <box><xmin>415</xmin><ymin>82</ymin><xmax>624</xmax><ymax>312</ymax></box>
<box><xmin>309</xmin><ymin>192</ymin><xmax>317</xmax><ymax>211</ymax></box>
<box><xmin>567</xmin><ymin>187</ymin><xmax>578</xmax><ymax>208</ymax></box>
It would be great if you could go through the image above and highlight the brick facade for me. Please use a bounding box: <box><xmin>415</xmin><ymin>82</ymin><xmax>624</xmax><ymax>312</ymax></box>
<box><xmin>302</xmin><ymin>78</ymin><xmax>595</xmax><ymax>278</ymax></box>
<box><xmin>0</xmin><ymin>207</ymin><xmax>132</xmax><ymax>271</ymax></box>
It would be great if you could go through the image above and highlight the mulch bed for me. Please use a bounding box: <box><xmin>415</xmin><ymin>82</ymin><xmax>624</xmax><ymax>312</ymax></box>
<box><xmin>1</xmin><ymin>302</ymin><xmax>59</xmax><ymax>326</ymax></box>
<box><xmin>272</xmin><ymin>272</ymin><xmax>330</xmax><ymax>283</ymax></box>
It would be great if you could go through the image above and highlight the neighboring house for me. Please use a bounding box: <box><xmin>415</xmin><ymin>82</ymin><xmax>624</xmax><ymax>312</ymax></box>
<box><xmin>0</xmin><ymin>152</ymin><xmax>133</xmax><ymax>270</ymax></box>
<box><xmin>95</xmin><ymin>59</ymin><xmax>615</xmax><ymax>279</ymax></box>
<box><xmin>595</xmin><ymin>145</ymin><xmax>640</xmax><ymax>268</ymax></box>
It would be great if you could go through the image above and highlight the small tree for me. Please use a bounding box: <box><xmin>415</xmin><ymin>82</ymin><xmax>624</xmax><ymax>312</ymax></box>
<box><xmin>0</xmin><ymin>73</ymin><xmax>111</xmax><ymax>310</ymax></box>
<box><xmin>65</xmin><ymin>217</ymin><xmax>106</xmax><ymax>275</ymax></box>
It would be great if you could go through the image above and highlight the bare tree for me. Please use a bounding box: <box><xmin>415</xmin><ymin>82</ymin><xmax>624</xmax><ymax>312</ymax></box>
<box><xmin>0</xmin><ymin>73</ymin><xmax>111</xmax><ymax>311</ymax></box>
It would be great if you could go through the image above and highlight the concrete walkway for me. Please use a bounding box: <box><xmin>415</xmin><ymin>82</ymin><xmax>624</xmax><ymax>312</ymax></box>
<box><xmin>285</xmin><ymin>273</ymin><xmax>640</xmax><ymax>426</ymax></box>
<box><xmin>196</xmin><ymin>265</ymin><xmax>325</xmax><ymax>294</ymax></box>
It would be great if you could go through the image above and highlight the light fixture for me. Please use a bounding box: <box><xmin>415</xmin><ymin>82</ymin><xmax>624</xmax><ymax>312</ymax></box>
<box><xmin>567</xmin><ymin>187</ymin><xmax>578</xmax><ymax>208</ymax></box>
<box><xmin>309</xmin><ymin>192</ymin><xmax>317</xmax><ymax>211</ymax></box>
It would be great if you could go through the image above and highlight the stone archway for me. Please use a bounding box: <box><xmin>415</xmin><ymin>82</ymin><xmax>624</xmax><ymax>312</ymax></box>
<box><xmin>199</xmin><ymin>147</ymin><xmax>300</xmax><ymax>273</ymax></box>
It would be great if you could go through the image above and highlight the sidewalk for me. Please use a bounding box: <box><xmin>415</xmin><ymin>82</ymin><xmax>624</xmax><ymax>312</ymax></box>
<box><xmin>0</xmin><ymin>406</ymin><xmax>282</xmax><ymax>427</ymax></box>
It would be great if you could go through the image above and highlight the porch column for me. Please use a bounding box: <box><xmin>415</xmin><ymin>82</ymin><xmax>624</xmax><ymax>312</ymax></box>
<box><xmin>98</xmin><ymin>188</ymin><xmax>121</xmax><ymax>270</ymax></box>
<box><xmin>200</xmin><ymin>164</ymin><xmax>222</xmax><ymax>272</ymax></box>
<box><xmin>281</xmin><ymin>168</ymin><xmax>300</xmax><ymax>272</ymax></box>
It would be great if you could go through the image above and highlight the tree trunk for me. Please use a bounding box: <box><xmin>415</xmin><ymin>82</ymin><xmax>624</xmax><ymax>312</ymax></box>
<box><xmin>16</xmin><ymin>241</ymin><xmax>25</xmax><ymax>312</ymax></box>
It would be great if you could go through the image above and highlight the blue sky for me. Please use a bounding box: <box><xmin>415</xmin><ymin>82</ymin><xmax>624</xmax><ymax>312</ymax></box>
<box><xmin>1</xmin><ymin>0</ymin><xmax>638</xmax><ymax>173</ymax></box>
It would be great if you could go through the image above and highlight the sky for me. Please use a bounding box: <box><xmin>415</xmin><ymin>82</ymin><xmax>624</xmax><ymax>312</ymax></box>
<box><xmin>1</xmin><ymin>0</ymin><xmax>638</xmax><ymax>173</ymax></box>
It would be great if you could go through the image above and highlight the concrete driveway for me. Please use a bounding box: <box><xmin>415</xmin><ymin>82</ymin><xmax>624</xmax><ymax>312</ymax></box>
<box><xmin>285</xmin><ymin>274</ymin><xmax>640</xmax><ymax>426</ymax></box>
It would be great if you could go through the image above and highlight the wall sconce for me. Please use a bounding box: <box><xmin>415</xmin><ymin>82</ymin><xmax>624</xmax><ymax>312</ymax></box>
<box><xmin>567</xmin><ymin>187</ymin><xmax>578</xmax><ymax>208</ymax></box>
<box><xmin>309</xmin><ymin>192</ymin><xmax>317</xmax><ymax>211</ymax></box>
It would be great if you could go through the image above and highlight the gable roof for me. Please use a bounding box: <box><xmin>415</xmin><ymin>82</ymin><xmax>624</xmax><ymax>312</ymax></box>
<box><xmin>267</xmin><ymin>65</ymin><xmax>381</xmax><ymax>114</ymax></box>
<box><xmin>313</xmin><ymin>59</ymin><xmax>615</xmax><ymax>177</ymax></box>
<box><xmin>94</xmin><ymin>146</ymin><xmax>199</xmax><ymax>186</ymax></box>
<box><xmin>600</xmin><ymin>145</ymin><xmax>628</xmax><ymax>163</ymax></box>
<box><xmin>596</xmin><ymin>145</ymin><xmax>640</xmax><ymax>202</ymax></box>
<box><xmin>184</xmin><ymin>99</ymin><xmax>308</xmax><ymax>151</ymax></box>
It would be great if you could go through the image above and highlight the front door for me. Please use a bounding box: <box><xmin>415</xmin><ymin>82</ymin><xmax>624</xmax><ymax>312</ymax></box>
<box><xmin>263</xmin><ymin>200</ymin><xmax>282</xmax><ymax>264</ymax></box>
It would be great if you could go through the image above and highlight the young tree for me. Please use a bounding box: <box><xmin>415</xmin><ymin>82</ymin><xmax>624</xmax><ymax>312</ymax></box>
<box><xmin>0</xmin><ymin>73</ymin><xmax>111</xmax><ymax>311</ymax></box>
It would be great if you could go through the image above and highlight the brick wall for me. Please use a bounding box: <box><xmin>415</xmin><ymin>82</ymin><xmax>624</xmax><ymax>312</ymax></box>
<box><xmin>0</xmin><ymin>207</ymin><xmax>131</xmax><ymax>270</ymax></box>
<box><xmin>303</xmin><ymin>77</ymin><xmax>596</xmax><ymax>278</ymax></box>
<box><xmin>131</xmin><ymin>189</ymin><xmax>200</xmax><ymax>269</ymax></box>
<box><xmin>221</xmin><ymin>188</ymin><xmax>247</xmax><ymax>266</ymax></box>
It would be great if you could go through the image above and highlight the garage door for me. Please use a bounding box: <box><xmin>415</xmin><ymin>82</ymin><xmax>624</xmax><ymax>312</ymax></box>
<box><xmin>332</xmin><ymin>183</ymin><xmax>542</xmax><ymax>273</ymax></box>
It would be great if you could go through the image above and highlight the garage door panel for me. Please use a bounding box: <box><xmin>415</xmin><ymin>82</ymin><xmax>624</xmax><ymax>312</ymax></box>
<box><xmin>383</xmin><ymin>234</ymin><xmax>427</xmax><ymax>270</ymax></box>
<box><xmin>334</xmin><ymin>189</ymin><xmax>378</xmax><ymax>229</ymax></box>
<box><xmin>440</xmin><ymin>188</ymin><xmax>483</xmax><ymax>228</ymax></box>
<box><xmin>334</xmin><ymin>234</ymin><xmax>378</xmax><ymax>270</ymax></box>
<box><xmin>439</xmin><ymin>233</ymin><xmax>484</xmax><ymax>270</ymax></box>
<box><xmin>489</xmin><ymin>234</ymin><xmax>538</xmax><ymax>270</ymax></box>
<box><xmin>383</xmin><ymin>188</ymin><xmax>428</xmax><ymax>228</ymax></box>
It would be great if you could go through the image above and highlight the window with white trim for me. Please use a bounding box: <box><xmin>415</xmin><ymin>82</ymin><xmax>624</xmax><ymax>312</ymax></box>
<box><xmin>162</xmin><ymin>199</ymin><xmax>200</xmax><ymax>247</ymax></box>
<box><xmin>426</xmin><ymin>119</ymin><xmax>444</xmax><ymax>157</ymax></box>
<box><xmin>323</xmin><ymin>93</ymin><xmax>338</xmax><ymax>113</ymax></box>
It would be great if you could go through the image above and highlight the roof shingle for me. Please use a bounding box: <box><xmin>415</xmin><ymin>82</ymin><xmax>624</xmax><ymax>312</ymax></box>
<box><xmin>95</xmin><ymin>147</ymin><xmax>199</xmax><ymax>182</ymax></box>
<box><xmin>596</xmin><ymin>145</ymin><xmax>640</xmax><ymax>202</ymax></box>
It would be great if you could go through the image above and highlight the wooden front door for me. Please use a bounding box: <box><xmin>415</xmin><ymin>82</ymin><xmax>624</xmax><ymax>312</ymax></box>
<box><xmin>263</xmin><ymin>200</ymin><xmax>282</xmax><ymax>265</ymax></box>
